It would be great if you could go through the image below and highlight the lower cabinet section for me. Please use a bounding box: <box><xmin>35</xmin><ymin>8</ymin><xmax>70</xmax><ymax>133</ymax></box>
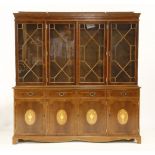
<box><xmin>13</xmin><ymin>87</ymin><xmax>141</xmax><ymax>144</ymax></box>
<box><xmin>78</xmin><ymin>99</ymin><xmax>107</xmax><ymax>135</ymax></box>
<box><xmin>47</xmin><ymin>99</ymin><xmax>76</xmax><ymax>135</ymax></box>
<box><xmin>107</xmin><ymin>99</ymin><xmax>139</xmax><ymax>135</ymax></box>
<box><xmin>15</xmin><ymin>100</ymin><xmax>45</xmax><ymax>135</ymax></box>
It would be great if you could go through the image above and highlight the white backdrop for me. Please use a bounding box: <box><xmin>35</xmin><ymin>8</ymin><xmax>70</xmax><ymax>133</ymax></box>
<box><xmin>0</xmin><ymin>0</ymin><xmax>155</xmax><ymax>151</ymax></box>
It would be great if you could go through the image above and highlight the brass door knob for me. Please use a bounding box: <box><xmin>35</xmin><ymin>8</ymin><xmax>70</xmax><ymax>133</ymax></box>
<box><xmin>89</xmin><ymin>92</ymin><xmax>96</xmax><ymax>97</ymax></box>
<box><xmin>27</xmin><ymin>92</ymin><xmax>34</xmax><ymax>96</ymax></box>
<box><xmin>59</xmin><ymin>92</ymin><xmax>65</xmax><ymax>97</ymax></box>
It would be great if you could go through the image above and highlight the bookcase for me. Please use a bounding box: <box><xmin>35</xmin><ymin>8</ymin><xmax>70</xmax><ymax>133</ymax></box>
<box><xmin>13</xmin><ymin>12</ymin><xmax>141</xmax><ymax>143</ymax></box>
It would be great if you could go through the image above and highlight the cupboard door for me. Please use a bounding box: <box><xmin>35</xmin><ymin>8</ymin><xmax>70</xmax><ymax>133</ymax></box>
<box><xmin>109</xmin><ymin>23</ymin><xmax>138</xmax><ymax>84</ymax></box>
<box><xmin>78</xmin><ymin>99</ymin><xmax>107</xmax><ymax>135</ymax></box>
<box><xmin>79</xmin><ymin>23</ymin><xmax>106</xmax><ymax>84</ymax></box>
<box><xmin>16</xmin><ymin>23</ymin><xmax>45</xmax><ymax>84</ymax></box>
<box><xmin>48</xmin><ymin>23</ymin><xmax>76</xmax><ymax>84</ymax></box>
<box><xmin>15</xmin><ymin>100</ymin><xmax>45</xmax><ymax>135</ymax></box>
<box><xmin>48</xmin><ymin>99</ymin><xmax>76</xmax><ymax>135</ymax></box>
<box><xmin>107</xmin><ymin>99</ymin><xmax>139</xmax><ymax>135</ymax></box>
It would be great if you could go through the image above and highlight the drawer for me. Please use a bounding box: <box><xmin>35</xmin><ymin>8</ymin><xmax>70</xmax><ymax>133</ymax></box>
<box><xmin>15</xmin><ymin>89</ymin><xmax>44</xmax><ymax>98</ymax></box>
<box><xmin>78</xmin><ymin>90</ymin><xmax>106</xmax><ymax>97</ymax></box>
<box><xmin>45</xmin><ymin>90</ymin><xmax>76</xmax><ymax>97</ymax></box>
<box><xmin>107</xmin><ymin>89</ymin><xmax>139</xmax><ymax>98</ymax></box>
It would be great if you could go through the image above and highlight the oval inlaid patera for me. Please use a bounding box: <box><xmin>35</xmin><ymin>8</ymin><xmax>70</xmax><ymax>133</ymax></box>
<box><xmin>56</xmin><ymin>109</ymin><xmax>67</xmax><ymax>125</ymax></box>
<box><xmin>117</xmin><ymin>109</ymin><xmax>128</xmax><ymax>125</ymax></box>
<box><xmin>86</xmin><ymin>109</ymin><xmax>97</xmax><ymax>125</ymax></box>
<box><xmin>25</xmin><ymin>109</ymin><xmax>36</xmax><ymax>126</ymax></box>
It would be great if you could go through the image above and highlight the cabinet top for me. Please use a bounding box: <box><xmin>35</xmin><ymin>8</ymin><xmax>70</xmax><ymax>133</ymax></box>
<box><xmin>14</xmin><ymin>12</ymin><xmax>140</xmax><ymax>21</ymax></box>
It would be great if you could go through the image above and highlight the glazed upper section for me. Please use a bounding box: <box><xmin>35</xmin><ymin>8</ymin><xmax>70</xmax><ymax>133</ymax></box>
<box><xmin>14</xmin><ymin>12</ymin><xmax>140</xmax><ymax>85</ymax></box>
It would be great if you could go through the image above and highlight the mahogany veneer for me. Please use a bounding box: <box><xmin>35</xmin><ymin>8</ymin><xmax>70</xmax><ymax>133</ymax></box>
<box><xmin>13</xmin><ymin>12</ymin><xmax>141</xmax><ymax>144</ymax></box>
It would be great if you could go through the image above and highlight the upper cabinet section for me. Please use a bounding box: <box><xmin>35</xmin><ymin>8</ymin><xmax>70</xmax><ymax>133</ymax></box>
<box><xmin>16</xmin><ymin>23</ymin><xmax>45</xmax><ymax>84</ymax></box>
<box><xmin>14</xmin><ymin>12</ymin><xmax>140</xmax><ymax>85</ymax></box>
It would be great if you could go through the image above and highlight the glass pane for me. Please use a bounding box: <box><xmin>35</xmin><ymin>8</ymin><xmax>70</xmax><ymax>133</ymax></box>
<box><xmin>80</xmin><ymin>24</ymin><xmax>105</xmax><ymax>83</ymax></box>
<box><xmin>49</xmin><ymin>24</ymin><xmax>75</xmax><ymax>83</ymax></box>
<box><xmin>111</xmin><ymin>23</ymin><xmax>137</xmax><ymax>83</ymax></box>
<box><xmin>17</xmin><ymin>23</ymin><xmax>44</xmax><ymax>83</ymax></box>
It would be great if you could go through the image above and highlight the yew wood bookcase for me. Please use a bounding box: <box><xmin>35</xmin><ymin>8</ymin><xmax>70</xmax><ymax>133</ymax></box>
<box><xmin>13</xmin><ymin>12</ymin><xmax>141</xmax><ymax>144</ymax></box>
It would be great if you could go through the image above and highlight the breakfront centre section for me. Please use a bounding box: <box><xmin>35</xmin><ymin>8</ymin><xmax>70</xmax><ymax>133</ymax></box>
<box><xmin>13</xmin><ymin>12</ymin><xmax>141</xmax><ymax>144</ymax></box>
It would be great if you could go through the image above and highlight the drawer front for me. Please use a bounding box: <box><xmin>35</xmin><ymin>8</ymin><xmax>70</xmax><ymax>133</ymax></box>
<box><xmin>78</xmin><ymin>90</ymin><xmax>106</xmax><ymax>97</ymax></box>
<box><xmin>45</xmin><ymin>90</ymin><xmax>76</xmax><ymax>97</ymax></box>
<box><xmin>15</xmin><ymin>89</ymin><xmax>44</xmax><ymax>98</ymax></box>
<box><xmin>107</xmin><ymin>89</ymin><xmax>139</xmax><ymax>98</ymax></box>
